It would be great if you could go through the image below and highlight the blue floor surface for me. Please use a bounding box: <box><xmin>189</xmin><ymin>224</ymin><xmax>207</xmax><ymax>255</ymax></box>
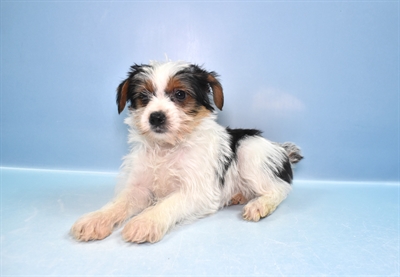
<box><xmin>1</xmin><ymin>168</ymin><xmax>399</xmax><ymax>276</ymax></box>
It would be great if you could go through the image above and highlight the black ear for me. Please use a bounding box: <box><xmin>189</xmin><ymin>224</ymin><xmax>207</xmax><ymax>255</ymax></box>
<box><xmin>207</xmin><ymin>72</ymin><xmax>224</xmax><ymax>110</ymax></box>
<box><xmin>116</xmin><ymin>79</ymin><xmax>129</xmax><ymax>114</ymax></box>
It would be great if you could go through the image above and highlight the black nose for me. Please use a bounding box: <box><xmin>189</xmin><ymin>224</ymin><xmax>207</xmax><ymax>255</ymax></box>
<box><xmin>149</xmin><ymin>111</ymin><xmax>166</xmax><ymax>127</ymax></box>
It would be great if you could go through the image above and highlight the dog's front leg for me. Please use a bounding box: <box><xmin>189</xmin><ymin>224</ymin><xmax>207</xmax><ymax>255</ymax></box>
<box><xmin>122</xmin><ymin>190</ymin><xmax>216</xmax><ymax>243</ymax></box>
<box><xmin>71</xmin><ymin>186</ymin><xmax>151</xmax><ymax>241</ymax></box>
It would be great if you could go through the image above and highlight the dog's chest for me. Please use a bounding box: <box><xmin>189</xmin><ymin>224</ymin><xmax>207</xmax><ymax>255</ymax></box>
<box><xmin>144</xmin><ymin>146</ymin><xmax>188</xmax><ymax>198</ymax></box>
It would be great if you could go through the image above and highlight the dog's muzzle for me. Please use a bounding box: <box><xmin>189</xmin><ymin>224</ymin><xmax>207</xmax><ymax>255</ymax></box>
<box><xmin>149</xmin><ymin>111</ymin><xmax>167</xmax><ymax>133</ymax></box>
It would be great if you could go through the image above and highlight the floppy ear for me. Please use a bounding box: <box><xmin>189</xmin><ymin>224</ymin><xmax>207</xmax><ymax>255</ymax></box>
<box><xmin>207</xmin><ymin>73</ymin><xmax>224</xmax><ymax>110</ymax></box>
<box><xmin>116</xmin><ymin>79</ymin><xmax>130</xmax><ymax>114</ymax></box>
<box><xmin>116</xmin><ymin>64</ymin><xmax>148</xmax><ymax>114</ymax></box>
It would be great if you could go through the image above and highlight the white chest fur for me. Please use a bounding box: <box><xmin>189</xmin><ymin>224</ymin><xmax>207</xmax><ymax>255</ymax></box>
<box><xmin>124</xmin><ymin>116</ymin><xmax>230</xmax><ymax>200</ymax></box>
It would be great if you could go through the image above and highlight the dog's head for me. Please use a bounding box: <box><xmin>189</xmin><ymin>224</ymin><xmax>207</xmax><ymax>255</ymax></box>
<box><xmin>116</xmin><ymin>61</ymin><xmax>224</xmax><ymax>145</ymax></box>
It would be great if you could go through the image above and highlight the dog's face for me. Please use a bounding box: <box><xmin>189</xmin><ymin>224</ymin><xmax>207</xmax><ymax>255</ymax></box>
<box><xmin>116</xmin><ymin>61</ymin><xmax>224</xmax><ymax>145</ymax></box>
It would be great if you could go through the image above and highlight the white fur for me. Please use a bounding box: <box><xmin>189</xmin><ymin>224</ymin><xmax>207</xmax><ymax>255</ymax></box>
<box><xmin>71</xmin><ymin>61</ymin><xmax>297</xmax><ymax>243</ymax></box>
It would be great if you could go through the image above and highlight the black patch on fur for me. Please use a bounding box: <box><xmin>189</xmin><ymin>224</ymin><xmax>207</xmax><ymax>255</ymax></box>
<box><xmin>175</xmin><ymin>65</ymin><xmax>218</xmax><ymax>112</ymax></box>
<box><xmin>277</xmin><ymin>157</ymin><xmax>293</xmax><ymax>184</ymax></box>
<box><xmin>219</xmin><ymin>128</ymin><xmax>262</xmax><ymax>186</ymax></box>
<box><xmin>227</xmin><ymin>128</ymin><xmax>262</xmax><ymax>155</ymax></box>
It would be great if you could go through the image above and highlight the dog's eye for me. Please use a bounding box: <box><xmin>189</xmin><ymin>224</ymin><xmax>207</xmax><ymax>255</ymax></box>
<box><xmin>139</xmin><ymin>92</ymin><xmax>150</xmax><ymax>101</ymax></box>
<box><xmin>174</xmin><ymin>90</ymin><xmax>187</xmax><ymax>101</ymax></box>
<box><xmin>139</xmin><ymin>92</ymin><xmax>149</xmax><ymax>100</ymax></box>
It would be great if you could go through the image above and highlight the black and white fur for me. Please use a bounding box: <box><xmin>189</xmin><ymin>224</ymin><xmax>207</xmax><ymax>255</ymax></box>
<box><xmin>71</xmin><ymin>61</ymin><xmax>303</xmax><ymax>243</ymax></box>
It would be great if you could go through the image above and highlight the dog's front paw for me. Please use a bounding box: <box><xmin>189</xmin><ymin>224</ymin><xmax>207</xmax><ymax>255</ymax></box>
<box><xmin>71</xmin><ymin>211</ymin><xmax>115</xmax><ymax>241</ymax></box>
<box><xmin>122</xmin><ymin>216</ymin><xmax>167</xmax><ymax>243</ymax></box>
<box><xmin>242</xmin><ymin>197</ymin><xmax>277</xmax><ymax>222</ymax></box>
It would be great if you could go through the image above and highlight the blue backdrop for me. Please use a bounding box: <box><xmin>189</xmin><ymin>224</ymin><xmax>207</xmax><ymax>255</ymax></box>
<box><xmin>1</xmin><ymin>1</ymin><xmax>398</xmax><ymax>182</ymax></box>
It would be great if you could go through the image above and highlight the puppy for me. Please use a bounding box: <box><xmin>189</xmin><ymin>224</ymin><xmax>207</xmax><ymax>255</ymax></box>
<box><xmin>71</xmin><ymin>61</ymin><xmax>303</xmax><ymax>243</ymax></box>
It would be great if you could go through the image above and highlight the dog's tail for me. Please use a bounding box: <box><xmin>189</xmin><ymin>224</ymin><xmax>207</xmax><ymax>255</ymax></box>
<box><xmin>281</xmin><ymin>142</ymin><xmax>303</xmax><ymax>164</ymax></box>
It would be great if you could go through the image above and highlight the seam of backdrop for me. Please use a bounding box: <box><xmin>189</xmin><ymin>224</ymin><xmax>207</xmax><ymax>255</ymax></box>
<box><xmin>1</xmin><ymin>166</ymin><xmax>399</xmax><ymax>186</ymax></box>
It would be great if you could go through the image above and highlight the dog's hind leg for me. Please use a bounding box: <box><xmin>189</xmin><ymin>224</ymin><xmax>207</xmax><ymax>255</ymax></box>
<box><xmin>242</xmin><ymin>181</ymin><xmax>291</xmax><ymax>221</ymax></box>
<box><xmin>235</xmin><ymin>136</ymin><xmax>293</xmax><ymax>221</ymax></box>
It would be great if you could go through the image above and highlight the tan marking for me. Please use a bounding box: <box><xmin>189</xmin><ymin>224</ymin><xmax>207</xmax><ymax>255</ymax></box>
<box><xmin>118</xmin><ymin>80</ymin><xmax>129</xmax><ymax>114</ymax></box>
<box><xmin>143</xmin><ymin>79</ymin><xmax>155</xmax><ymax>93</ymax></box>
<box><xmin>230</xmin><ymin>193</ymin><xmax>248</xmax><ymax>205</ymax></box>
<box><xmin>134</xmin><ymin>79</ymin><xmax>156</xmax><ymax>108</ymax></box>
<box><xmin>183</xmin><ymin>104</ymin><xmax>212</xmax><ymax>132</ymax></box>
<box><xmin>207</xmin><ymin>74</ymin><xmax>224</xmax><ymax>110</ymax></box>
<box><xmin>191</xmin><ymin>105</ymin><xmax>211</xmax><ymax>121</ymax></box>
<box><xmin>165</xmin><ymin>76</ymin><xmax>187</xmax><ymax>95</ymax></box>
<box><xmin>165</xmin><ymin>76</ymin><xmax>196</xmax><ymax>109</ymax></box>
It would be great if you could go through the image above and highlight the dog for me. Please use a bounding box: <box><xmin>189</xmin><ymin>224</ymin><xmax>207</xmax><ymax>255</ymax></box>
<box><xmin>70</xmin><ymin>61</ymin><xmax>303</xmax><ymax>243</ymax></box>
